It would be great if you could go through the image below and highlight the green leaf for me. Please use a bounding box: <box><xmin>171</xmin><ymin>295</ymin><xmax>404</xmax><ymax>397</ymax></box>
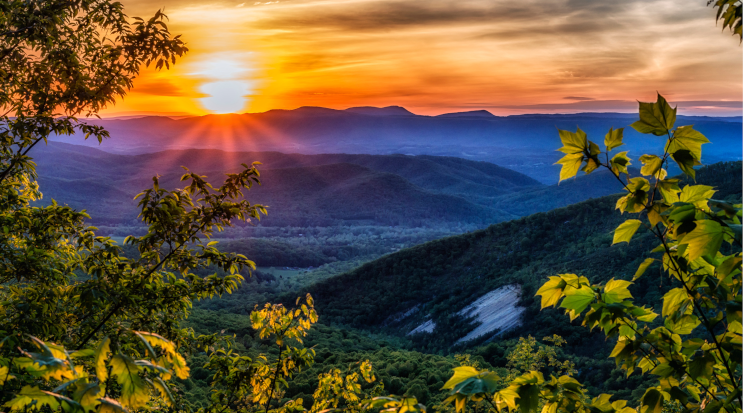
<box><xmin>556</xmin><ymin>153</ymin><xmax>583</xmax><ymax>182</ymax></box>
<box><xmin>604</xmin><ymin>128</ymin><xmax>625</xmax><ymax>152</ymax></box>
<box><xmin>631</xmin><ymin>94</ymin><xmax>677</xmax><ymax>136</ymax></box>
<box><xmin>667</xmin><ymin>125</ymin><xmax>709</xmax><ymax>162</ymax></box>
<box><xmin>649</xmin><ymin>362</ymin><xmax>675</xmax><ymax>378</ymax></box>
<box><xmin>535</xmin><ymin>276</ymin><xmax>567</xmax><ymax>308</ymax></box>
<box><xmin>658</xmin><ymin>179</ymin><xmax>681</xmax><ymax>204</ymax></box>
<box><xmin>664</xmin><ymin>314</ymin><xmax>700</xmax><ymax>335</ymax></box>
<box><xmin>616</xmin><ymin>178</ymin><xmax>650</xmax><ymax>213</ymax></box>
<box><xmin>633</xmin><ymin>258</ymin><xmax>657</xmax><ymax>280</ymax></box>
<box><xmin>680</xmin><ymin>220</ymin><xmax>725</xmax><ymax>261</ymax></box>
<box><xmin>95</xmin><ymin>337</ymin><xmax>111</xmax><ymax>382</ymax></box>
<box><xmin>662</xmin><ymin>288</ymin><xmax>689</xmax><ymax>318</ymax></box>
<box><xmin>610</xmin><ymin>152</ymin><xmax>631</xmax><ymax>175</ymax></box>
<box><xmin>640</xmin><ymin>388</ymin><xmax>665</xmax><ymax>413</ymax></box>
<box><xmin>560</xmin><ymin>286</ymin><xmax>595</xmax><ymax>314</ymax></box>
<box><xmin>613</xmin><ymin>220</ymin><xmax>642</xmax><ymax>245</ymax></box>
<box><xmin>109</xmin><ymin>354</ymin><xmax>149</xmax><ymax>409</ymax></box>
<box><xmin>669</xmin><ymin>150</ymin><xmax>701</xmax><ymax>180</ymax></box>
<box><xmin>688</xmin><ymin>352</ymin><xmax>716</xmax><ymax>381</ymax></box>
<box><xmin>73</xmin><ymin>382</ymin><xmax>105</xmax><ymax>413</ymax></box>
<box><xmin>441</xmin><ymin>366</ymin><xmax>481</xmax><ymax>390</ymax></box>
<box><xmin>603</xmin><ymin>279</ymin><xmax>633</xmax><ymax>304</ymax></box>
<box><xmin>517</xmin><ymin>384</ymin><xmax>540</xmax><ymax>413</ymax></box>
<box><xmin>4</xmin><ymin>386</ymin><xmax>78</xmax><ymax>412</ymax></box>
<box><xmin>97</xmin><ymin>398</ymin><xmax>128</xmax><ymax>413</ymax></box>
<box><xmin>639</xmin><ymin>155</ymin><xmax>663</xmax><ymax>177</ymax></box>
<box><xmin>679</xmin><ymin>185</ymin><xmax>715</xmax><ymax>204</ymax></box>
<box><xmin>557</xmin><ymin>128</ymin><xmax>587</xmax><ymax>154</ymax></box>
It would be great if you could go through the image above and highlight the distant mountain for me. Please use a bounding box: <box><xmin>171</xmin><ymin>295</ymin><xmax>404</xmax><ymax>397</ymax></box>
<box><xmin>344</xmin><ymin>106</ymin><xmax>416</xmax><ymax>116</ymax></box>
<box><xmin>56</xmin><ymin>108</ymin><xmax>742</xmax><ymax>183</ymax></box>
<box><xmin>33</xmin><ymin>143</ymin><xmax>543</xmax><ymax>226</ymax></box>
<box><xmin>436</xmin><ymin>110</ymin><xmax>496</xmax><ymax>118</ymax></box>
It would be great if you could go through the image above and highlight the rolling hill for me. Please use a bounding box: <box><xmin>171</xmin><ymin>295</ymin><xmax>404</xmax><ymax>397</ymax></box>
<box><xmin>33</xmin><ymin>143</ymin><xmax>541</xmax><ymax>226</ymax></box>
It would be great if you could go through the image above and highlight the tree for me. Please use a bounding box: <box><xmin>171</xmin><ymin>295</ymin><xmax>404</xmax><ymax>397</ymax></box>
<box><xmin>439</xmin><ymin>95</ymin><xmax>742</xmax><ymax>413</ymax></box>
<box><xmin>0</xmin><ymin>3</ymin><xmax>425</xmax><ymax>413</ymax></box>
<box><xmin>0</xmin><ymin>1</ymin><xmax>266</xmax><ymax>411</ymax></box>
<box><xmin>710</xmin><ymin>0</ymin><xmax>742</xmax><ymax>41</ymax></box>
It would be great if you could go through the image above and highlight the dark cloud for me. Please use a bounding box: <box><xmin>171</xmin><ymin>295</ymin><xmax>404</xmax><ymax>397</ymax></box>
<box><xmin>132</xmin><ymin>79</ymin><xmax>186</xmax><ymax>97</ymax></box>
<box><xmin>253</xmin><ymin>0</ymin><xmax>654</xmax><ymax>32</ymax></box>
<box><xmin>563</xmin><ymin>97</ymin><xmax>595</xmax><ymax>101</ymax></box>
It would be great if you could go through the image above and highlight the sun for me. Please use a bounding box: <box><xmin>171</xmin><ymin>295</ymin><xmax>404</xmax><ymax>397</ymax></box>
<box><xmin>191</xmin><ymin>56</ymin><xmax>255</xmax><ymax>114</ymax></box>
<box><xmin>199</xmin><ymin>80</ymin><xmax>252</xmax><ymax>114</ymax></box>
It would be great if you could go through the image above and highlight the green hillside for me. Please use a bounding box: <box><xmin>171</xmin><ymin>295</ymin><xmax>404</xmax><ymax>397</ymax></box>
<box><xmin>295</xmin><ymin>162</ymin><xmax>742</xmax><ymax>349</ymax></box>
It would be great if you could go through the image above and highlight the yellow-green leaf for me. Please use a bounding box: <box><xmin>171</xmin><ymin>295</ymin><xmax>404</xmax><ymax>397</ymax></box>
<box><xmin>557</xmin><ymin>128</ymin><xmax>587</xmax><ymax>154</ymax></box>
<box><xmin>97</xmin><ymin>398</ymin><xmax>128</xmax><ymax>413</ymax></box>
<box><xmin>603</xmin><ymin>279</ymin><xmax>633</xmax><ymax>304</ymax></box>
<box><xmin>613</xmin><ymin>220</ymin><xmax>642</xmax><ymax>245</ymax></box>
<box><xmin>109</xmin><ymin>355</ymin><xmax>149</xmax><ymax>409</ymax></box>
<box><xmin>0</xmin><ymin>366</ymin><xmax>14</xmax><ymax>385</ymax></box>
<box><xmin>667</xmin><ymin>125</ymin><xmax>709</xmax><ymax>162</ymax></box>
<box><xmin>640</xmin><ymin>388</ymin><xmax>665</xmax><ymax>413</ymax></box>
<box><xmin>95</xmin><ymin>337</ymin><xmax>111</xmax><ymax>382</ymax></box>
<box><xmin>560</xmin><ymin>286</ymin><xmax>595</xmax><ymax>314</ymax></box>
<box><xmin>631</xmin><ymin>94</ymin><xmax>676</xmax><ymax>136</ymax></box>
<box><xmin>609</xmin><ymin>151</ymin><xmax>631</xmax><ymax>175</ymax></box>
<box><xmin>680</xmin><ymin>220</ymin><xmax>725</xmax><ymax>261</ymax></box>
<box><xmin>662</xmin><ymin>288</ymin><xmax>689</xmax><ymax>318</ymax></box>
<box><xmin>604</xmin><ymin>127</ymin><xmax>625</xmax><ymax>152</ymax></box>
<box><xmin>633</xmin><ymin>258</ymin><xmax>657</xmax><ymax>281</ymax></box>
<box><xmin>639</xmin><ymin>155</ymin><xmax>663</xmax><ymax>177</ymax></box>
<box><xmin>442</xmin><ymin>366</ymin><xmax>480</xmax><ymax>390</ymax></box>
<box><xmin>556</xmin><ymin>153</ymin><xmax>583</xmax><ymax>182</ymax></box>
<box><xmin>535</xmin><ymin>276</ymin><xmax>566</xmax><ymax>308</ymax></box>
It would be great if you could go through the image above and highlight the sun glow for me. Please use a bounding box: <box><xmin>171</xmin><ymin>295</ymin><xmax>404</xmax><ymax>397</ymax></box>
<box><xmin>199</xmin><ymin>80</ymin><xmax>253</xmax><ymax>114</ymax></box>
<box><xmin>190</xmin><ymin>55</ymin><xmax>256</xmax><ymax>114</ymax></box>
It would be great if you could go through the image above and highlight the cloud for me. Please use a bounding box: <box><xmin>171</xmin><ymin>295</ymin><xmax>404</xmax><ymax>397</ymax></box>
<box><xmin>132</xmin><ymin>79</ymin><xmax>186</xmax><ymax>97</ymax></box>
<box><xmin>107</xmin><ymin>0</ymin><xmax>742</xmax><ymax>116</ymax></box>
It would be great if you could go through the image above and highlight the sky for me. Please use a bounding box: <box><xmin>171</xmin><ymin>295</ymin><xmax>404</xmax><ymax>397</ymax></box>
<box><xmin>102</xmin><ymin>0</ymin><xmax>743</xmax><ymax>117</ymax></box>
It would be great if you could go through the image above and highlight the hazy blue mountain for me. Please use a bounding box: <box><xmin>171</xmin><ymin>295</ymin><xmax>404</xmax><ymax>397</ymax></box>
<box><xmin>53</xmin><ymin>107</ymin><xmax>742</xmax><ymax>183</ymax></box>
<box><xmin>33</xmin><ymin>143</ymin><xmax>539</xmax><ymax>226</ymax></box>
<box><xmin>436</xmin><ymin>110</ymin><xmax>496</xmax><ymax>118</ymax></box>
<box><xmin>344</xmin><ymin>106</ymin><xmax>415</xmax><ymax>116</ymax></box>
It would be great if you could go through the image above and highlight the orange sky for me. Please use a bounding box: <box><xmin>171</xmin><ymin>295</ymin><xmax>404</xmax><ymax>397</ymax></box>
<box><xmin>101</xmin><ymin>0</ymin><xmax>743</xmax><ymax>117</ymax></box>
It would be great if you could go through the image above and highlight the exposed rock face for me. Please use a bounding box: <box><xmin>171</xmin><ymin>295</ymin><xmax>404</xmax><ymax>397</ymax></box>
<box><xmin>407</xmin><ymin>285</ymin><xmax>523</xmax><ymax>342</ymax></box>
<box><xmin>409</xmin><ymin>319</ymin><xmax>436</xmax><ymax>335</ymax></box>
<box><xmin>455</xmin><ymin>285</ymin><xmax>522</xmax><ymax>343</ymax></box>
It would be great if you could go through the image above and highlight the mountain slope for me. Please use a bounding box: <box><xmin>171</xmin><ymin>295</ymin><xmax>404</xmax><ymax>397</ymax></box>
<box><xmin>296</xmin><ymin>162</ymin><xmax>742</xmax><ymax>349</ymax></box>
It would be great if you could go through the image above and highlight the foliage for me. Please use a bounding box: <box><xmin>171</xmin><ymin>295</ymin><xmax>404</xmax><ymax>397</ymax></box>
<box><xmin>709</xmin><ymin>0</ymin><xmax>742</xmax><ymax>41</ymax></box>
<box><xmin>0</xmin><ymin>1</ymin><xmax>266</xmax><ymax>411</ymax></box>
<box><xmin>440</xmin><ymin>95</ymin><xmax>742</xmax><ymax>413</ymax></box>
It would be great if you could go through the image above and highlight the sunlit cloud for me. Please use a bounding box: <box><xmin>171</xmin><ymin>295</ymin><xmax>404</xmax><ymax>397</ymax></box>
<box><xmin>101</xmin><ymin>0</ymin><xmax>742</xmax><ymax>117</ymax></box>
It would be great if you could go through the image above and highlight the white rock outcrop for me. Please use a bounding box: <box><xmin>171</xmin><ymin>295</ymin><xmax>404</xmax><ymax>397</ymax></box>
<box><xmin>407</xmin><ymin>285</ymin><xmax>523</xmax><ymax>342</ymax></box>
